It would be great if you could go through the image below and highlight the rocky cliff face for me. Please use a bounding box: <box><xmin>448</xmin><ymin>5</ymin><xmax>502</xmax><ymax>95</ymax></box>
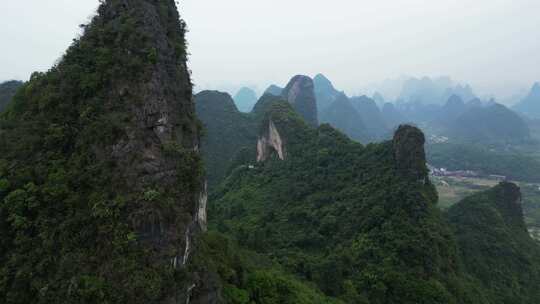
<box><xmin>0</xmin><ymin>1</ymin><xmax>209</xmax><ymax>302</ymax></box>
<box><xmin>282</xmin><ymin>75</ymin><xmax>319</xmax><ymax>127</ymax></box>
<box><xmin>257</xmin><ymin>119</ymin><xmax>286</xmax><ymax>162</ymax></box>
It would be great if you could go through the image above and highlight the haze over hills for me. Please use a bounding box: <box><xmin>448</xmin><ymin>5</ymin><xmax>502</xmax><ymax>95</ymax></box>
<box><xmin>349</xmin><ymin>95</ymin><xmax>388</xmax><ymax>140</ymax></box>
<box><xmin>319</xmin><ymin>92</ymin><xmax>369</xmax><ymax>143</ymax></box>
<box><xmin>233</xmin><ymin>87</ymin><xmax>258</xmax><ymax>113</ymax></box>
<box><xmin>313</xmin><ymin>73</ymin><xmax>341</xmax><ymax>114</ymax></box>
<box><xmin>281</xmin><ymin>75</ymin><xmax>319</xmax><ymax>127</ymax></box>
<box><xmin>0</xmin><ymin>81</ymin><xmax>23</xmax><ymax>112</ymax></box>
<box><xmin>263</xmin><ymin>84</ymin><xmax>283</xmax><ymax>96</ymax></box>
<box><xmin>514</xmin><ymin>82</ymin><xmax>540</xmax><ymax>119</ymax></box>
<box><xmin>448</xmin><ymin>103</ymin><xmax>530</xmax><ymax>143</ymax></box>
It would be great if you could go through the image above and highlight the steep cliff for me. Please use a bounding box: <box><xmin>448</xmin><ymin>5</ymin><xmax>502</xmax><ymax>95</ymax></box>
<box><xmin>282</xmin><ymin>75</ymin><xmax>319</xmax><ymax>127</ymax></box>
<box><xmin>393</xmin><ymin>125</ymin><xmax>429</xmax><ymax>182</ymax></box>
<box><xmin>0</xmin><ymin>1</ymin><xmax>208</xmax><ymax>303</ymax></box>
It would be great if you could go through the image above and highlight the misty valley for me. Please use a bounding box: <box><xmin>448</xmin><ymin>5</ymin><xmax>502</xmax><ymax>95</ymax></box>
<box><xmin>1</xmin><ymin>0</ymin><xmax>540</xmax><ymax>303</ymax></box>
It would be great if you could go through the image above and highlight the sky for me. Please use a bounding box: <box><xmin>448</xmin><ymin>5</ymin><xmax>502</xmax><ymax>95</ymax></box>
<box><xmin>1</xmin><ymin>0</ymin><xmax>539</xmax><ymax>101</ymax></box>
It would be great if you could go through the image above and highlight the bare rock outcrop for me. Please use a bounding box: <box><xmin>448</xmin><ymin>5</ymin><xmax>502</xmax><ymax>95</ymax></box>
<box><xmin>257</xmin><ymin>119</ymin><xmax>286</xmax><ymax>161</ymax></box>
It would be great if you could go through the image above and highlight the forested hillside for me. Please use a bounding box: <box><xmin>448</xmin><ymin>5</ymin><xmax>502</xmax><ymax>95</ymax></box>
<box><xmin>0</xmin><ymin>80</ymin><xmax>23</xmax><ymax>112</ymax></box>
<box><xmin>0</xmin><ymin>0</ymin><xmax>208</xmax><ymax>302</ymax></box>
<box><xmin>447</xmin><ymin>182</ymin><xmax>540</xmax><ymax>304</ymax></box>
<box><xmin>196</xmin><ymin>91</ymin><xmax>257</xmax><ymax>188</ymax></box>
<box><xmin>210</xmin><ymin>100</ymin><xmax>487</xmax><ymax>303</ymax></box>
<box><xmin>2</xmin><ymin>1</ymin><xmax>539</xmax><ymax>304</ymax></box>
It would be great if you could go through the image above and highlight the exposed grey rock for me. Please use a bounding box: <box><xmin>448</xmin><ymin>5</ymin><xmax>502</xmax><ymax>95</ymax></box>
<box><xmin>257</xmin><ymin>119</ymin><xmax>286</xmax><ymax>161</ymax></box>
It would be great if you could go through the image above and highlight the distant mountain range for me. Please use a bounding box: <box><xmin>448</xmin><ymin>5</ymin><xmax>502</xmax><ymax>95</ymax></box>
<box><xmin>313</xmin><ymin>73</ymin><xmax>341</xmax><ymax>114</ymax></box>
<box><xmin>233</xmin><ymin>87</ymin><xmax>258</xmax><ymax>112</ymax></box>
<box><xmin>514</xmin><ymin>82</ymin><xmax>540</xmax><ymax>119</ymax></box>
<box><xmin>320</xmin><ymin>92</ymin><xmax>369</xmax><ymax>142</ymax></box>
<box><xmin>398</xmin><ymin>76</ymin><xmax>476</xmax><ymax>105</ymax></box>
<box><xmin>264</xmin><ymin>84</ymin><xmax>283</xmax><ymax>96</ymax></box>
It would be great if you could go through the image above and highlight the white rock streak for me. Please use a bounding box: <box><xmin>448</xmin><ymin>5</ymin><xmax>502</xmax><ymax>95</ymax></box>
<box><xmin>257</xmin><ymin>119</ymin><xmax>285</xmax><ymax>162</ymax></box>
<box><xmin>182</xmin><ymin>227</ymin><xmax>191</xmax><ymax>266</ymax></box>
<box><xmin>197</xmin><ymin>182</ymin><xmax>208</xmax><ymax>231</ymax></box>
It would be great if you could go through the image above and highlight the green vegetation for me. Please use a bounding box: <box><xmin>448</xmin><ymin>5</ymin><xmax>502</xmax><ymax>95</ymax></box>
<box><xmin>0</xmin><ymin>81</ymin><xmax>23</xmax><ymax>112</ymax></box>
<box><xmin>521</xmin><ymin>184</ymin><xmax>540</xmax><ymax>234</ymax></box>
<box><xmin>427</xmin><ymin>142</ymin><xmax>540</xmax><ymax>182</ymax></box>
<box><xmin>320</xmin><ymin>93</ymin><xmax>370</xmax><ymax>143</ymax></box>
<box><xmin>210</xmin><ymin>103</ymin><xmax>483</xmax><ymax>303</ymax></box>
<box><xmin>192</xmin><ymin>232</ymin><xmax>343</xmax><ymax>304</ymax></box>
<box><xmin>433</xmin><ymin>176</ymin><xmax>540</xmax><ymax>239</ymax></box>
<box><xmin>447</xmin><ymin>183</ymin><xmax>540</xmax><ymax>303</ymax></box>
<box><xmin>196</xmin><ymin>92</ymin><xmax>293</xmax><ymax>189</ymax></box>
<box><xmin>196</xmin><ymin>91</ymin><xmax>258</xmax><ymax>189</ymax></box>
<box><xmin>0</xmin><ymin>1</ymin><xmax>202</xmax><ymax>302</ymax></box>
<box><xmin>432</xmin><ymin>176</ymin><xmax>498</xmax><ymax>209</ymax></box>
<box><xmin>3</xmin><ymin>1</ymin><xmax>540</xmax><ymax>303</ymax></box>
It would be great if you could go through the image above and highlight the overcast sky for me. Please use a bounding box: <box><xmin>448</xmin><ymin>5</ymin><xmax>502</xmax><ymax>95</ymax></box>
<box><xmin>1</xmin><ymin>0</ymin><xmax>539</xmax><ymax>99</ymax></box>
